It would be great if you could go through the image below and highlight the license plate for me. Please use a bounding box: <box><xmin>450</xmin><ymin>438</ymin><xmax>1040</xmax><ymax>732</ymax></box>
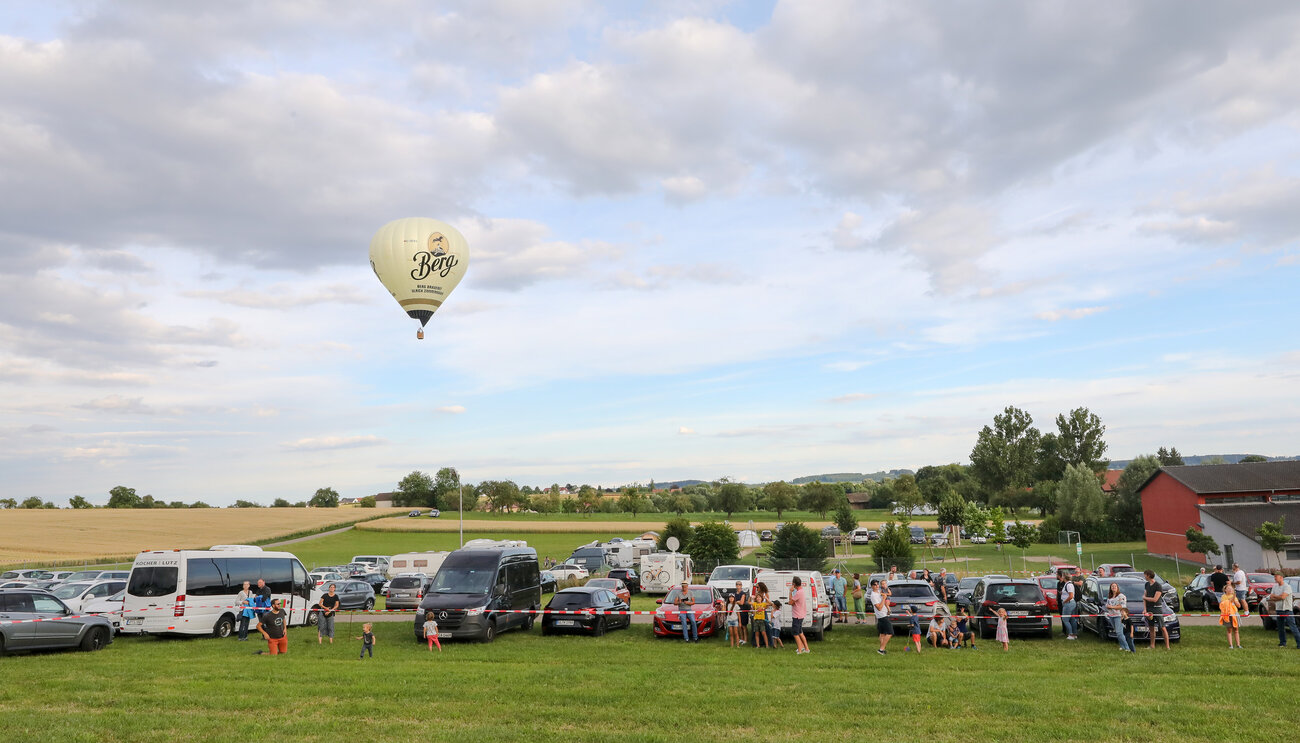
<box><xmin>554</xmin><ymin>620</ymin><xmax>577</xmax><ymax>627</ymax></box>
<box><xmin>126</xmin><ymin>618</ymin><xmax>143</xmax><ymax>625</ymax></box>
<box><xmin>1008</xmin><ymin>610</ymin><xmax>1028</xmax><ymax>617</ymax></box>
<box><xmin>437</xmin><ymin>632</ymin><xmax>451</xmax><ymax>638</ymax></box>
<box><xmin>668</xmin><ymin>623</ymin><xmax>680</xmax><ymax>630</ymax></box>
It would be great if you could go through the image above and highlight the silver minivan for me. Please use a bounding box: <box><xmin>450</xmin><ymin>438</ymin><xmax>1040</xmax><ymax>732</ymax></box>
<box><xmin>384</xmin><ymin>574</ymin><xmax>432</xmax><ymax>610</ymax></box>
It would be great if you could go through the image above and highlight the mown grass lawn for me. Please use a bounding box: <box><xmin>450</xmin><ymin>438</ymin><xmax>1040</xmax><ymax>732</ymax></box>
<box><xmin>292</xmin><ymin>530</ymin><xmax>622</xmax><ymax>570</ymax></box>
<box><xmin>0</xmin><ymin>622</ymin><xmax>1294</xmax><ymax>743</ymax></box>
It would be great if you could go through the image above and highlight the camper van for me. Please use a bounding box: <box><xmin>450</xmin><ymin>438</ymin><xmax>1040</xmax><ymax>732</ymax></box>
<box><xmin>639</xmin><ymin>552</ymin><xmax>693</xmax><ymax>594</ymax></box>
<box><xmin>120</xmin><ymin>549</ymin><xmax>320</xmax><ymax>638</ymax></box>
<box><xmin>386</xmin><ymin>551</ymin><xmax>450</xmax><ymax>579</ymax></box>
<box><xmin>755</xmin><ymin>568</ymin><xmax>833</xmax><ymax>641</ymax></box>
<box><xmin>566</xmin><ymin>543</ymin><xmax>609</xmax><ymax>573</ymax></box>
<box><xmin>413</xmin><ymin>546</ymin><xmax>542</xmax><ymax>643</ymax></box>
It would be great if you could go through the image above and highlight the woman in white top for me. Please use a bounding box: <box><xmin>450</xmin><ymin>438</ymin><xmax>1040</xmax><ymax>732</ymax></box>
<box><xmin>1104</xmin><ymin>583</ymin><xmax>1134</xmax><ymax>652</ymax></box>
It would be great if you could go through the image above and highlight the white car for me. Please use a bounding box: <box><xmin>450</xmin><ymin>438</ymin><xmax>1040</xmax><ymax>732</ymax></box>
<box><xmin>51</xmin><ymin>579</ymin><xmax>127</xmax><ymax>614</ymax></box>
<box><xmin>968</xmin><ymin>535</ymin><xmax>987</xmax><ymax>544</ymax></box>
<box><xmin>82</xmin><ymin>589</ymin><xmax>126</xmax><ymax>630</ymax></box>
<box><xmin>310</xmin><ymin>571</ymin><xmax>345</xmax><ymax>588</ymax></box>
<box><xmin>549</xmin><ymin>564</ymin><xmax>589</xmax><ymax>581</ymax></box>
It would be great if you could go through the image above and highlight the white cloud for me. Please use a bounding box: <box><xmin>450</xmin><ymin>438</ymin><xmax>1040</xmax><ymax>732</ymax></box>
<box><xmin>1036</xmin><ymin>306</ymin><xmax>1109</xmax><ymax>322</ymax></box>
<box><xmin>282</xmin><ymin>435</ymin><xmax>387</xmax><ymax>452</ymax></box>
<box><xmin>828</xmin><ymin>393</ymin><xmax>875</xmax><ymax>404</ymax></box>
<box><xmin>677</xmin><ymin>426</ymin><xmax>695</xmax><ymax>435</ymax></box>
<box><xmin>436</xmin><ymin>405</ymin><xmax>466</xmax><ymax>414</ymax></box>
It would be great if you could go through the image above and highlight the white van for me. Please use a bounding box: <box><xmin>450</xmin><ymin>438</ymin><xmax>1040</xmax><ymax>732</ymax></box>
<box><xmin>120</xmin><ymin>549</ymin><xmax>320</xmax><ymax>638</ymax></box>
<box><xmin>461</xmin><ymin>538</ymin><xmax>527</xmax><ymax>550</ymax></box>
<box><xmin>386</xmin><ymin>551</ymin><xmax>449</xmax><ymax>579</ymax></box>
<box><xmin>639</xmin><ymin>552</ymin><xmax>693</xmax><ymax>594</ymax></box>
<box><xmin>706</xmin><ymin>565</ymin><xmax>762</xmax><ymax>595</ymax></box>
<box><xmin>849</xmin><ymin>528</ymin><xmax>872</xmax><ymax>545</ymax></box>
<box><xmin>756</xmin><ymin>568</ymin><xmax>833</xmax><ymax>641</ymax></box>
<box><xmin>350</xmin><ymin>555</ymin><xmax>391</xmax><ymax>571</ymax></box>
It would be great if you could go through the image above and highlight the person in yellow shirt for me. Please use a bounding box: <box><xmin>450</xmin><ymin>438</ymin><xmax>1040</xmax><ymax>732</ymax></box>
<box><xmin>750</xmin><ymin>582</ymin><xmax>771</xmax><ymax>648</ymax></box>
<box><xmin>1220</xmin><ymin>587</ymin><xmax>1242</xmax><ymax>649</ymax></box>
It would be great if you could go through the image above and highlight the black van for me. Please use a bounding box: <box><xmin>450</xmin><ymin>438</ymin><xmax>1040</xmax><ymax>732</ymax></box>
<box><xmin>565</xmin><ymin>545</ymin><xmax>608</xmax><ymax>573</ymax></box>
<box><xmin>413</xmin><ymin>547</ymin><xmax>541</xmax><ymax>643</ymax></box>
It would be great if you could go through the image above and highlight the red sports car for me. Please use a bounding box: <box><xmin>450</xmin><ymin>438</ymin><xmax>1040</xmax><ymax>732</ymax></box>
<box><xmin>653</xmin><ymin>586</ymin><xmax>723</xmax><ymax>639</ymax></box>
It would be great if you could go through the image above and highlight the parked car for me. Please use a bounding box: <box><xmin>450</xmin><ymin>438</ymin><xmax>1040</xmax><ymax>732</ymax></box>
<box><xmin>81</xmin><ymin>589</ymin><xmax>126</xmax><ymax>631</ymax></box>
<box><xmin>50</xmin><ymin>580</ymin><xmax>127</xmax><ymax>614</ymax></box>
<box><xmin>1115</xmin><ymin>572</ymin><xmax>1180</xmax><ymax>612</ymax></box>
<box><xmin>1182</xmin><ymin>573</ymin><xmax>1223</xmax><ymax>612</ymax></box>
<box><xmin>414</xmin><ymin>546</ymin><xmax>542</xmax><ymax>643</ymax></box>
<box><xmin>968</xmin><ymin>535</ymin><xmax>987</xmax><ymax>544</ymax></box>
<box><xmin>930</xmin><ymin>534</ymin><xmax>948</xmax><ymax>546</ymax></box>
<box><xmin>57</xmin><ymin>570</ymin><xmax>125</xmax><ymax>584</ymax></box>
<box><xmin>848</xmin><ymin>528</ymin><xmax>871</xmax><ymax>545</ymax></box>
<box><xmin>353</xmin><ymin>572</ymin><xmax>388</xmax><ymax>596</ymax></box>
<box><xmin>882</xmin><ymin>580</ymin><xmax>947</xmax><ymax>624</ymax></box>
<box><xmin>1033</xmin><ymin>575</ymin><xmax>1061</xmax><ymax>613</ymax></box>
<box><xmin>550</xmin><ymin>564</ymin><xmax>590</xmax><ymax>582</ymax></box>
<box><xmin>0</xmin><ymin>588</ymin><xmax>115</xmax><ymax>653</ymax></box>
<box><xmin>1077</xmin><ymin>576</ymin><xmax>1180</xmax><ymax>642</ymax></box>
<box><xmin>541</xmin><ymin>587</ymin><xmax>631</xmax><ymax>636</ymax></box>
<box><xmin>759</xmin><ymin>530</ymin><xmax>774</xmax><ymax>542</ymax></box>
<box><xmin>953</xmin><ymin>577</ymin><xmax>981</xmax><ymax>609</ymax></box>
<box><xmin>540</xmin><ymin>570</ymin><xmax>558</xmax><ymax>594</ymax></box>
<box><xmin>820</xmin><ymin>525</ymin><xmax>841</xmax><ymax>542</ymax></box>
<box><xmin>309</xmin><ymin>571</ymin><xmax>346</xmax><ymax>588</ymax></box>
<box><xmin>312</xmin><ymin>580</ymin><xmax>376</xmax><ymax>615</ymax></box>
<box><xmin>407</xmin><ymin>510</ymin><xmax>422</xmax><ymax>517</ymax></box>
<box><xmin>0</xmin><ymin>570</ymin><xmax>52</xmax><ymax>582</ymax></box>
<box><xmin>585</xmin><ymin>578</ymin><xmax>631</xmax><ymax>604</ymax></box>
<box><xmin>706</xmin><ymin>565</ymin><xmax>762</xmax><ymax>595</ymax></box>
<box><xmin>606</xmin><ymin>568</ymin><xmax>639</xmax><ymax>596</ymax></box>
<box><xmin>386</xmin><ymin>574</ymin><xmax>433</xmax><ymax>610</ymax></box>
<box><xmin>1258</xmin><ymin>576</ymin><xmax>1300</xmax><ymax>631</ymax></box>
<box><xmin>653</xmin><ymin>585</ymin><xmax>723</xmax><ymax>639</ymax></box>
<box><xmin>908</xmin><ymin>526</ymin><xmax>926</xmax><ymax>544</ymax></box>
<box><xmin>1095</xmin><ymin>563</ymin><xmax>1135</xmax><ymax>578</ymax></box>
<box><xmin>968</xmin><ymin>578</ymin><xmax>1053</xmax><ymax>638</ymax></box>
<box><xmin>1247</xmin><ymin>573</ymin><xmax>1276</xmax><ymax>608</ymax></box>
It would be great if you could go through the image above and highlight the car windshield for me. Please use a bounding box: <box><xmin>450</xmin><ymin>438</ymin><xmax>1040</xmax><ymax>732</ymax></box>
<box><xmin>53</xmin><ymin>583</ymin><xmax>90</xmax><ymax>599</ymax></box>
<box><xmin>710</xmin><ymin>567</ymin><xmax>753</xmax><ymax>581</ymax></box>
<box><xmin>64</xmin><ymin>571</ymin><xmax>100</xmax><ymax>581</ymax></box>
<box><xmin>889</xmin><ymin>585</ymin><xmax>937</xmax><ymax>599</ymax></box>
<box><xmin>959</xmin><ymin>578</ymin><xmax>980</xmax><ymax>590</ymax></box>
<box><xmin>664</xmin><ymin>588</ymin><xmax>713</xmax><ymax>606</ymax></box>
<box><xmin>429</xmin><ymin>568</ymin><xmax>493</xmax><ymax>595</ymax></box>
<box><xmin>548</xmin><ymin>592</ymin><xmax>594</xmax><ymax>609</ymax></box>
<box><xmin>587</xmin><ymin>579</ymin><xmax>616</xmax><ymax>588</ymax></box>
<box><xmin>986</xmin><ymin>584</ymin><xmax>1041</xmax><ymax>602</ymax></box>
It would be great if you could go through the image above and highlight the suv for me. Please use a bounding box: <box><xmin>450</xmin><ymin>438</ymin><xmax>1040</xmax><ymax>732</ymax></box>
<box><xmin>1182</xmin><ymin>573</ymin><xmax>1222</xmax><ymax>612</ymax></box>
<box><xmin>414</xmin><ymin>547</ymin><xmax>542</xmax><ymax>643</ymax></box>
<box><xmin>882</xmin><ymin>580</ymin><xmax>946</xmax><ymax>623</ymax></box>
<box><xmin>386</xmin><ymin>574</ymin><xmax>433</xmax><ymax>610</ymax></box>
<box><xmin>1115</xmin><ymin>572</ymin><xmax>1180</xmax><ymax>612</ymax></box>
<box><xmin>0</xmin><ymin>589</ymin><xmax>115</xmax><ymax>653</ymax></box>
<box><xmin>1078</xmin><ymin>576</ymin><xmax>1180</xmax><ymax>642</ymax></box>
<box><xmin>607</xmin><ymin>568</ymin><xmax>639</xmax><ymax>596</ymax></box>
<box><xmin>968</xmin><ymin>578</ymin><xmax>1052</xmax><ymax>638</ymax></box>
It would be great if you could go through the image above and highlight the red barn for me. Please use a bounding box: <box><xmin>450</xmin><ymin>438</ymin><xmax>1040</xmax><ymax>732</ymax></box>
<box><xmin>1139</xmin><ymin>461</ymin><xmax>1300</xmax><ymax>561</ymax></box>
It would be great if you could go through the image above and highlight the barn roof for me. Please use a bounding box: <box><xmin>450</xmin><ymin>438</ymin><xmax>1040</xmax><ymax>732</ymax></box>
<box><xmin>1140</xmin><ymin>461</ymin><xmax>1300</xmax><ymax>495</ymax></box>
<box><xmin>1198</xmin><ymin>501</ymin><xmax>1300</xmax><ymax>541</ymax></box>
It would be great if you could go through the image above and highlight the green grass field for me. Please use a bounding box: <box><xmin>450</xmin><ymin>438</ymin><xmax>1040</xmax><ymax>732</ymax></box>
<box><xmin>2</xmin><ymin>621</ymin><xmax>1295</xmax><ymax>743</ymax></box>
<box><xmin>292</xmin><ymin>530</ymin><xmax>622</xmax><ymax>570</ymax></box>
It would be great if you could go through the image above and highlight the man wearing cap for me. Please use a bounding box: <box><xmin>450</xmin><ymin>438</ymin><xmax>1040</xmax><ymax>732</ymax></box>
<box><xmin>676</xmin><ymin>581</ymin><xmax>698</xmax><ymax>643</ymax></box>
<box><xmin>830</xmin><ymin>569</ymin><xmax>848</xmax><ymax>623</ymax></box>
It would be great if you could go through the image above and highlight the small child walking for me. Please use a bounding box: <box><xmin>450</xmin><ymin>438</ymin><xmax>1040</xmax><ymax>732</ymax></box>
<box><xmin>1219</xmin><ymin>588</ymin><xmax>1243</xmax><ymax>649</ymax></box>
<box><xmin>994</xmin><ymin>607</ymin><xmax>1010</xmax><ymax>651</ymax></box>
<box><xmin>423</xmin><ymin>615</ymin><xmax>442</xmax><ymax>652</ymax></box>
<box><xmin>904</xmin><ymin>606</ymin><xmax>922</xmax><ymax>653</ymax></box>
<box><xmin>356</xmin><ymin>623</ymin><xmax>376</xmax><ymax>659</ymax></box>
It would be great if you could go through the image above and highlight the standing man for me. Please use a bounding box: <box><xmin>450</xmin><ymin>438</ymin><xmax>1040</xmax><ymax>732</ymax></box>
<box><xmin>1267</xmin><ymin>572</ymin><xmax>1300</xmax><ymax>648</ymax></box>
<box><xmin>318</xmin><ymin>583</ymin><xmax>340</xmax><ymax>645</ymax></box>
<box><xmin>870</xmin><ymin>578</ymin><xmax>893</xmax><ymax>656</ymax></box>
<box><xmin>934</xmin><ymin>569</ymin><xmax>949</xmax><ymax>603</ymax></box>
<box><xmin>1231</xmin><ymin>563</ymin><xmax>1250</xmax><ymax>617</ymax></box>
<box><xmin>257</xmin><ymin>598</ymin><xmax>289</xmax><ymax>655</ymax></box>
<box><xmin>830</xmin><ymin>569</ymin><xmax>847</xmax><ymax>623</ymax></box>
<box><xmin>236</xmin><ymin>580</ymin><xmax>255</xmax><ymax>642</ymax></box>
<box><xmin>676</xmin><ymin>581</ymin><xmax>697</xmax><ymax>643</ymax></box>
<box><xmin>790</xmin><ymin>576</ymin><xmax>810</xmax><ymax>654</ymax></box>
<box><xmin>1143</xmin><ymin>570</ymin><xmax>1171</xmax><ymax>650</ymax></box>
<box><xmin>1208</xmin><ymin>565</ymin><xmax>1229</xmax><ymax>605</ymax></box>
<box><xmin>733</xmin><ymin>581</ymin><xmax>751</xmax><ymax>645</ymax></box>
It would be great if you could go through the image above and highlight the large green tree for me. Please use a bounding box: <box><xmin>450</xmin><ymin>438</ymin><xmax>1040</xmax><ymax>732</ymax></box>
<box><xmin>687</xmin><ymin>521</ymin><xmax>740</xmax><ymax>564</ymax></box>
<box><xmin>617</xmin><ymin>487</ymin><xmax>649</xmax><ymax>515</ymax></box>
<box><xmin>1112</xmin><ymin>454</ymin><xmax>1160</xmax><ymax>540</ymax></box>
<box><xmin>396</xmin><ymin>471</ymin><xmax>435</xmax><ymax>508</ymax></box>
<box><xmin>761</xmin><ymin>481</ymin><xmax>797</xmax><ymax>517</ymax></box>
<box><xmin>832</xmin><ymin>501</ymin><xmax>858</xmax><ymax>534</ymax></box>
<box><xmin>970</xmin><ymin>406</ymin><xmax>1042</xmax><ymax>499</ymax></box>
<box><xmin>477</xmin><ymin>480</ymin><xmax>523</xmax><ymax>512</ymax></box>
<box><xmin>309</xmin><ymin>487</ymin><xmax>340</xmax><ymax>508</ymax></box>
<box><xmin>1185</xmin><ymin>527</ymin><xmax>1220</xmax><ymax>558</ymax></box>
<box><xmin>1238</xmin><ymin>454</ymin><xmax>1268</xmax><ymax>463</ymax></box>
<box><xmin>106</xmin><ymin>485</ymin><xmax>141</xmax><ymax>509</ymax></box>
<box><xmin>870</xmin><ymin>521</ymin><xmax>914</xmax><ymax>572</ymax></box>
<box><xmin>432</xmin><ymin>467</ymin><xmax>461</xmax><ymax>510</ymax></box>
<box><xmin>68</xmin><ymin>495</ymin><xmax>93</xmax><ymax>509</ymax></box>
<box><xmin>714</xmin><ymin>482</ymin><xmax>750</xmax><ymax>519</ymax></box>
<box><xmin>1056</xmin><ymin>464</ymin><xmax>1106</xmax><ymax>528</ymax></box>
<box><xmin>659</xmin><ymin>517</ymin><xmax>694</xmax><ymax>552</ymax></box>
<box><xmin>767</xmin><ymin>522</ymin><xmax>828</xmax><ymax>572</ymax></box>
<box><xmin>937</xmin><ymin>493</ymin><xmax>967</xmax><ymax>545</ymax></box>
<box><xmin>889</xmin><ymin>474</ymin><xmax>924</xmax><ymax>516</ymax></box>
<box><xmin>800</xmin><ymin>481</ymin><xmax>839</xmax><ymax>519</ymax></box>
<box><xmin>1156</xmin><ymin>447</ymin><xmax>1184</xmax><ymax>466</ymax></box>
<box><xmin>1257</xmin><ymin>517</ymin><xmax>1288</xmax><ymax>569</ymax></box>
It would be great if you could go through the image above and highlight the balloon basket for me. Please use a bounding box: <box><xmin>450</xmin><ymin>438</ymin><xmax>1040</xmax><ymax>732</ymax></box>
<box><xmin>416</xmin><ymin>329</ymin><xmax>425</xmax><ymax>340</ymax></box>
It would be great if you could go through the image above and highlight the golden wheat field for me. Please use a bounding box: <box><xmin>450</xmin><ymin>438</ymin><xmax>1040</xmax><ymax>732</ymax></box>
<box><xmin>0</xmin><ymin>508</ymin><xmax>407</xmax><ymax>567</ymax></box>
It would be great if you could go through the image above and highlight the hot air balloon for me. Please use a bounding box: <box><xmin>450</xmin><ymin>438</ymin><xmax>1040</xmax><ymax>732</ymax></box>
<box><xmin>368</xmin><ymin>218</ymin><xmax>469</xmax><ymax>339</ymax></box>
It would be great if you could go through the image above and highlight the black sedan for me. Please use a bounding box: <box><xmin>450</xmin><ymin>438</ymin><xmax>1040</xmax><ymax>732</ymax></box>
<box><xmin>1182</xmin><ymin>573</ymin><xmax>1223</xmax><ymax>612</ymax></box>
<box><xmin>607</xmin><ymin>568</ymin><xmax>639</xmax><ymax>596</ymax></box>
<box><xmin>540</xmin><ymin>587</ymin><xmax>631</xmax><ymax>637</ymax></box>
<box><xmin>1077</xmin><ymin>577</ymin><xmax>1180</xmax><ymax>642</ymax></box>
<box><xmin>353</xmin><ymin>572</ymin><xmax>388</xmax><ymax>596</ymax></box>
<box><xmin>1116</xmin><ymin>572</ymin><xmax>1180</xmax><ymax>612</ymax></box>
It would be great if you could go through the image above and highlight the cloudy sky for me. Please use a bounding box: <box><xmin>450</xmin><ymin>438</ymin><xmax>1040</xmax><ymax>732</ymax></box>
<box><xmin>2</xmin><ymin>1</ymin><xmax>1298</xmax><ymax>505</ymax></box>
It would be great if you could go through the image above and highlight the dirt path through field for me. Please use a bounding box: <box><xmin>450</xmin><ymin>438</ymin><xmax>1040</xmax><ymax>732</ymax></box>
<box><xmin>266</xmin><ymin>525</ymin><xmax>355</xmax><ymax>546</ymax></box>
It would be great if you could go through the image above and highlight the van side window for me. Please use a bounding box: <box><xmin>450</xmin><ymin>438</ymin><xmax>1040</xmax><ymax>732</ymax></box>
<box><xmin>292</xmin><ymin>561</ymin><xmax>311</xmax><ymax>599</ymax></box>
<box><xmin>187</xmin><ymin>558</ymin><xmax>227</xmax><ymax>596</ymax></box>
<box><xmin>260</xmin><ymin>558</ymin><xmax>293</xmax><ymax>594</ymax></box>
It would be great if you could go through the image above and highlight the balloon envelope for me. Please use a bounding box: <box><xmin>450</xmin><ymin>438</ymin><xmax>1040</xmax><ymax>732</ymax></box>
<box><xmin>368</xmin><ymin>218</ymin><xmax>469</xmax><ymax>328</ymax></box>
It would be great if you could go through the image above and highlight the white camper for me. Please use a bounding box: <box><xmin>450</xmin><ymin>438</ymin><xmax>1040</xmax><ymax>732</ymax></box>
<box><xmin>386</xmin><ymin>551</ymin><xmax>450</xmax><ymax>579</ymax></box>
<box><xmin>755</xmin><ymin>568</ymin><xmax>833</xmax><ymax>641</ymax></box>
<box><xmin>120</xmin><ymin>549</ymin><xmax>320</xmax><ymax>638</ymax></box>
<box><xmin>639</xmin><ymin>552</ymin><xmax>693</xmax><ymax>594</ymax></box>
